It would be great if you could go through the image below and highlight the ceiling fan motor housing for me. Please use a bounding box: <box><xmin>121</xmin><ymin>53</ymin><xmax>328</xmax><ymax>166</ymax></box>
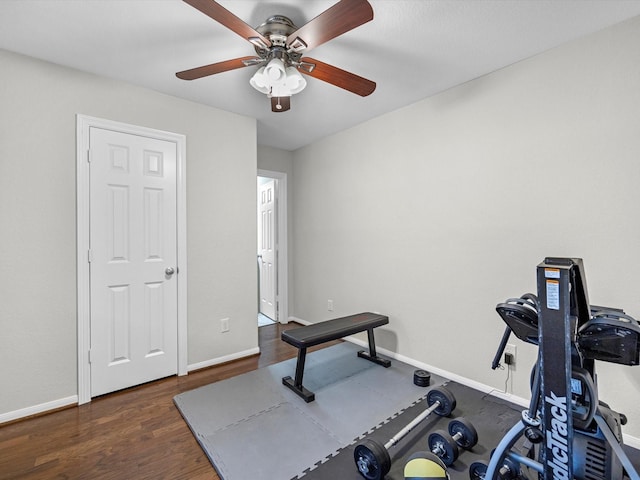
<box><xmin>254</xmin><ymin>15</ymin><xmax>303</xmax><ymax>66</ymax></box>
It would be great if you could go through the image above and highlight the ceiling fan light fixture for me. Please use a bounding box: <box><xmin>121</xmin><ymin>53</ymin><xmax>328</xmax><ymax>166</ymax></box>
<box><xmin>285</xmin><ymin>67</ymin><xmax>307</xmax><ymax>94</ymax></box>
<box><xmin>270</xmin><ymin>84</ymin><xmax>293</xmax><ymax>98</ymax></box>
<box><xmin>249</xmin><ymin>66</ymin><xmax>270</xmax><ymax>94</ymax></box>
<box><xmin>249</xmin><ymin>60</ymin><xmax>307</xmax><ymax>98</ymax></box>
<box><xmin>264</xmin><ymin>58</ymin><xmax>287</xmax><ymax>85</ymax></box>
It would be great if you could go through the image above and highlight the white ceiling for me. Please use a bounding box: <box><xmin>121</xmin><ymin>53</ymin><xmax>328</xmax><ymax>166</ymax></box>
<box><xmin>2</xmin><ymin>1</ymin><xmax>640</xmax><ymax>151</ymax></box>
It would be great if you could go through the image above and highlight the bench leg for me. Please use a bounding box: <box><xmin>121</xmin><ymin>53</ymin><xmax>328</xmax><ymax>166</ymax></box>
<box><xmin>282</xmin><ymin>347</ymin><xmax>315</xmax><ymax>402</ymax></box>
<box><xmin>357</xmin><ymin>328</ymin><xmax>391</xmax><ymax>367</ymax></box>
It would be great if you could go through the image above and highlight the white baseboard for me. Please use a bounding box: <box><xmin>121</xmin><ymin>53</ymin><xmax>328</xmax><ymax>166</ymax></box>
<box><xmin>0</xmin><ymin>395</ymin><xmax>78</xmax><ymax>425</ymax></box>
<box><xmin>187</xmin><ymin>347</ymin><xmax>260</xmax><ymax>372</ymax></box>
<box><xmin>343</xmin><ymin>334</ymin><xmax>526</xmax><ymax>407</ymax></box>
<box><xmin>2</xmin><ymin>347</ymin><xmax>261</xmax><ymax>424</ymax></box>
<box><xmin>288</xmin><ymin>316</ymin><xmax>310</xmax><ymax>326</ymax></box>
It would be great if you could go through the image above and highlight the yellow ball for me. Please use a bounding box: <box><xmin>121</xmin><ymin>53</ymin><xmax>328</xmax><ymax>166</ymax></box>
<box><xmin>404</xmin><ymin>451</ymin><xmax>449</xmax><ymax>479</ymax></box>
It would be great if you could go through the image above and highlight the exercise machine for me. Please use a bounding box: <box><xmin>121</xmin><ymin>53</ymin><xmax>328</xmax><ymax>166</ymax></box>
<box><xmin>476</xmin><ymin>257</ymin><xmax>640</xmax><ymax>480</ymax></box>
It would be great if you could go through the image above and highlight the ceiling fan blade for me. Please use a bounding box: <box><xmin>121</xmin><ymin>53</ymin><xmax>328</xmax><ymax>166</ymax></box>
<box><xmin>182</xmin><ymin>0</ymin><xmax>271</xmax><ymax>48</ymax></box>
<box><xmin>271</xmin><ymin>96</ymin><xmax>291</xmax><ymax>113</ymax></box>
<box><xmin>299</xmin><ymin>57</ymin><xmax>376</xmax><ymax>97</ymax></box>
<box><xmin>286</xmin><ymin>0</ymin><xmax>373</xmax><ymax>52</ymax></box>
<box><xmin>176</xmin><ymin>56</ymin><xmax>260</xmax><ymax>80</ymax></box>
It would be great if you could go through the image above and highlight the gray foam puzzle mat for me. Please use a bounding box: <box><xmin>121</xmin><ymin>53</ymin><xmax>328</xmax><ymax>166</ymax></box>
<box><xmin>201</xmin><ymin>402</ymin><xmax>342</xmax><ymax>479</ymax></box>
<box><xmin>175</xmin><ymin>342</ymin><xmax>640</xmax><ymax>479</ymax></box>
<box><xmin>174</xmin><ymin>342</ymin><xmax>446</xmax><ymax>479</ymax></box>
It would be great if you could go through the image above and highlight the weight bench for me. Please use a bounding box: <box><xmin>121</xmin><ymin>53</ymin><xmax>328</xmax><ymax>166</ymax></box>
<box><xmin>281</xmin><ymin>312</ymin><xmax>391</xmax><ymax>402</ymax></box>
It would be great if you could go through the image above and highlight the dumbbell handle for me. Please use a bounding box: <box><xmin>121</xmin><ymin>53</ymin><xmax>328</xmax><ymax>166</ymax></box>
<box><xmin>384</xmin><ymin>400</ymin><xmax>441</xmax><ymax>450</ymax></box>
<box><xmin>431</xmin><ymin>442</ymin><xmax>447</xmax><ymax>457</ymax></box>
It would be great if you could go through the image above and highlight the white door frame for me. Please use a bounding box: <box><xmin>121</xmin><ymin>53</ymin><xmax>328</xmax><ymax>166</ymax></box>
<box><xmin>257</xmin><ymin>169</ymin><xmax>288</xmax><ymax>324</ymax></box>
<box><xmin>76</xmin><ymin>115</ymin><xmax>188</xmax><ymax>404</ymax></box>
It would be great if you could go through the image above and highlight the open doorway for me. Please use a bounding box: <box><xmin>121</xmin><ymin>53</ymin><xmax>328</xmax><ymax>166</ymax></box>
<box><xmin>257</xmin><ymin>170</ymin><xmax>288</xmax><ymax>326</ymax></box>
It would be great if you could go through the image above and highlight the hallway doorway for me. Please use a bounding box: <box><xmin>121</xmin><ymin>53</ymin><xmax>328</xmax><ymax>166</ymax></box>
<box><xmin>257</xmin><ymin>169</ymin><xmax>288</xmax><ymax>326</ymax></box>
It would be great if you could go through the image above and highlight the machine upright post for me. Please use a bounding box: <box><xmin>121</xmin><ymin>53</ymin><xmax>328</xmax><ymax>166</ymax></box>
<box><xmin>536</xmin><ymin>258</ymin><xmax>576</xmax><ymax>480</ymax></box>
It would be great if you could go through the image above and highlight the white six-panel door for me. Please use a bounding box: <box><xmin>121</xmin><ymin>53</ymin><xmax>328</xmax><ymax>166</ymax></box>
<box><xmin>89</xmin><ymin>127</ymin><xmax>178</xmax><ymax>397</ymax></box>
<box><xmin>258</xmin><ymin>179</ymin><xmax>276</xmax><ymax>320</ymax></box>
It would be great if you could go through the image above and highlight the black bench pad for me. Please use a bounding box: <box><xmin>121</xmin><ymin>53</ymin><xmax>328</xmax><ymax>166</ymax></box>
<box><xmin>281</xmin><ymin>312</ymin><xmax>391</xmax><ymax>402</ymax></box>
<box><xmin>281</xmin><ymin>312</ymin><xmax>389</xmax><ymax>348</ymax></box>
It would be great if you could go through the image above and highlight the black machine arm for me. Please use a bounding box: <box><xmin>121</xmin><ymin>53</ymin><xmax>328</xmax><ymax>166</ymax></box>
<box><xmin>491</xmin><ymin>326</ymin><xmax>512</xmax><ymax>370</ymax></box>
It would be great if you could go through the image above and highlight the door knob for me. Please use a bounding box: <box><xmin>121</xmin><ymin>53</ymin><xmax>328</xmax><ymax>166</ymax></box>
<box><xmin>165</xmin><ymin>267</ymin><xmax>175</xmax><ymax>276</ymax></box>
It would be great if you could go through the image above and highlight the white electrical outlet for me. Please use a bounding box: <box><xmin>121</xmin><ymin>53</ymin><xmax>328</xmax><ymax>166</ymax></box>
<box><xmin>505</xmin><ymin>343</ymin><xmax>517</xmax><ymax>364</ymax></box>
<box><xmin>327</xmin><ymin>299</ymin><xmax>334</xmax><ymax>311</ymax></box>
<box><xmin>221</xmin><ymin>318</ymin><xmax>230</xmax><ymax>333</ymax></box>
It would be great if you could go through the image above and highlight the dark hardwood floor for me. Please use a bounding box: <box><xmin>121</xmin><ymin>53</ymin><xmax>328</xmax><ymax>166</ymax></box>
<box><xmin>0</xmin><ymin>322</ymin><xmax>341</xmax><ymax>480</ymax></box>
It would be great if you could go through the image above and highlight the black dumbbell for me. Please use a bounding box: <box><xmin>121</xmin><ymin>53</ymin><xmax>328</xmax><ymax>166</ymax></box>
<box><xmin>353</xmin><ymin>386</ymin><xmax>456</xmax><ymax>480</ymax></box>
<box><xmin>468</xmin><ymin>460</ymin><xmax>488</xmax><ymax>479</ymax></box>
<box><xmin>468</xmin><ymin>456</ymin><xmax>521</xmax><ymax>480</ymax></box>
<box><xmin>428</xmin><ymin>417</ymin><xmax>478</xmax><ymax>465</ymax></box>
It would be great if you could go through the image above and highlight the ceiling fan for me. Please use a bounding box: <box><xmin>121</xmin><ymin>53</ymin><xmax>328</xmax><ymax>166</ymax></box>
<box><xmin>176</xmin><ymin>0</ymin><xmax>376</xmax><ymax>113</ymax></box>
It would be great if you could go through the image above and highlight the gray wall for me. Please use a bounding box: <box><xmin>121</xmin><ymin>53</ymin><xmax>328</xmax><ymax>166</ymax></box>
<box><xmin>290</xmin><ymin>17</ymin><xmax>640</xmax><ymax>438</ymax></box>
<box><xmin>258</xmin><ymin>145</ymin><xmax>294</xmax><ymax>175</ymax></box>
<box><xmin>0</xmin><ymin>49</ymin><xmax>258</xmax><ymax>416</ymax></box>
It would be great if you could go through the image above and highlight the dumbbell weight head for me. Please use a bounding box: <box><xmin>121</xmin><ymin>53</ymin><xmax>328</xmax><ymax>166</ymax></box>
<box><xmin>468</xmin><ymin>460</ymin><xmax>488</xmax><ymax>479</ymax></box>
<box><xmin>468</xmin><ymin>457</ymin><xmax>520</xmax><ymax>480</ymax></box>
<box><xmin>448</xmin><ymin>417</ymin><xmax>478</xmax><ymax>449</ymax></box>
<box><xmin>497</xmin><ymin>456</ymin><xmax>521</xmax><ymax>480</ymax></box>
<box><xmin>427</xmin><ymin>430</ymin><xmax>460</xmax><ymax>466</ymax></box>
<box><xmin>426</xmin><ymin>387</ymin><xmax>456</xmax><ymax>416</ymax></box>
<box><xmin>354</xmin><ymin>439</ymin><xmax>391</xmax><ymax>480</ymax></box>
<box><xmin>430</xmin><ymin>417</ymin><xmax>478</xmax><ymax>466</ymax></box>
<box><xmin>488</xmin><ymin>449</ymin><xmax>521</xmax><ymax>480</ymax></box>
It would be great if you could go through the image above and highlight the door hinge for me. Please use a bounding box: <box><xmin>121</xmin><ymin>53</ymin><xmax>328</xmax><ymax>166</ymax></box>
<box><xmin>86</xmin><ymin>149</ymin><xmax>91</xmax><ymax>163</ymax></box>
<box><xmin>88</xmin><ymin>349</ymin><xmax>93</xmax><ymax>364</ymax></box>
<box><xmin>87</xmin><ymin>249</ymin><xmax>93</xmax><ymax>263</ymax></box>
